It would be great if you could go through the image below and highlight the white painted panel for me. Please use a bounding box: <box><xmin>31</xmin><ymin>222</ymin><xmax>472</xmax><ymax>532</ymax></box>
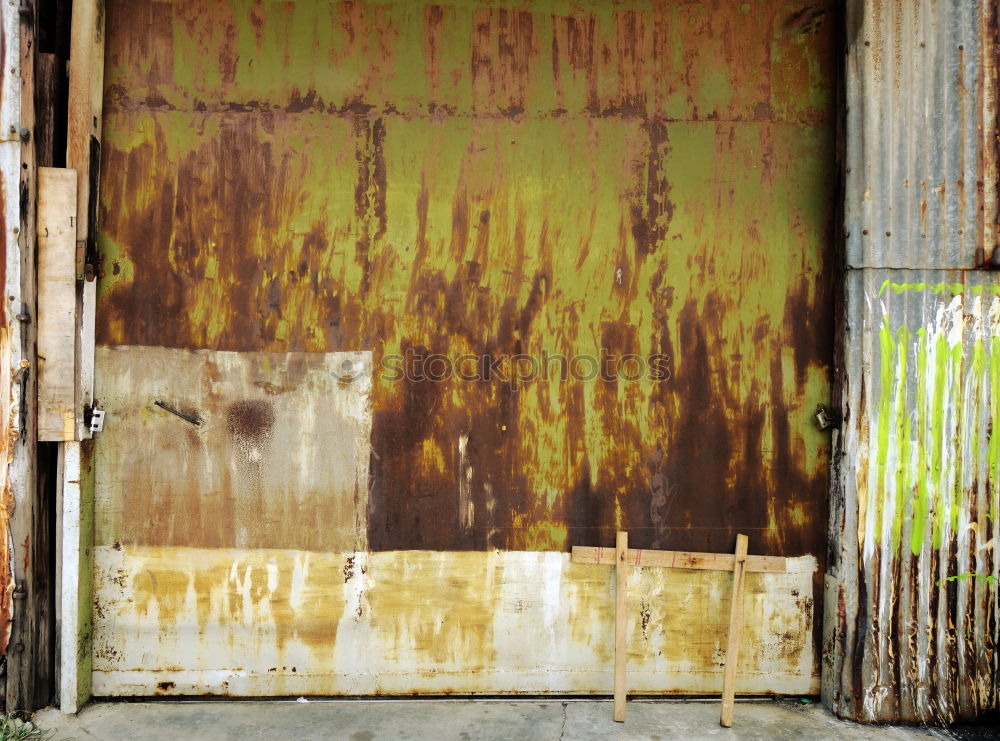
<box><xmin>37</xmin><ymin>167</ymin><xmax>79</xmax><ymax>441</ymax></box>
<box><xmin>92</xmin><ymin>546</ymin><xmax>818</xmax><ymax>697</ymax></box>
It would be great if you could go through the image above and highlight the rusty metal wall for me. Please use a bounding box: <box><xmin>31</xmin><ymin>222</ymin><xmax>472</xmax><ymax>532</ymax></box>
<box><xmin>92</xmin><ymin>0</ymin><xmax>838</xmax><ymax>695</ymax></box>
<box><xmin>97</xmin><ymin>0</ymin><xmax>837</xmax><ymax>556</ymax></box>
<box><xmin>826</xmin><ymin>0</ymin><xmax>1000</xmax><ymax>723</ymax></box>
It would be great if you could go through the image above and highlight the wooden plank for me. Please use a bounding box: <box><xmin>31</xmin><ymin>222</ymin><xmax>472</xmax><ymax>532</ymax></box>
<box><xmin>37</xmin><ymin>167</ymin><xmax>78</xmax><ymax>441</ymax></box>
<box><xmin>58</xmin><ymin>0</ymin><xmax>105</xmax><ymax>714</ymax></box>
<box><xmin>571</xmin><ymin>545</ymin><xmax>786</xmax><ymax>574</ymax></box>
<box><xmin>5</xmin><ymin>0</ymin><xmax>44</xmax><ymax>714</ymax></box>
<box><xmin>66</xmin><ymin>0</ymin><xmax>104</xmax><ymax>441</ymax></box>
<box><xmin>720</xmin><ymin>534</ymin><xmax>749</xmax><ymax>728</ymax></box>
<box><xmin>59</xmin><ymin>441</ymin><xmax>93</xmax><ymax>712</ymax></box>
<box><xmin>36</xmin><ymin>54</ymin><xmax>64</xmax><ymax>168</ymax></box>
<box><xmin>613</xmin><ymin>530</ymin><xmax>628</xmax><ymax>723</ymax></box>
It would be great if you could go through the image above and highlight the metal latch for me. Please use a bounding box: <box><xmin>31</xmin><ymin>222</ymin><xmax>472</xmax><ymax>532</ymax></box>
<box><xmin>76</xmin><ymin>240</ymin><xmax>96</xmax><ymax>281</ymax></box>
<box><xmin>89</xmin><ymin>407</ymin><xmax>105</xmax><ymax>433</ymax></box>
<box><xmin>814</xmin><ymin>404</ymin><xmax>841</xmax><ymax>431</ymax></box>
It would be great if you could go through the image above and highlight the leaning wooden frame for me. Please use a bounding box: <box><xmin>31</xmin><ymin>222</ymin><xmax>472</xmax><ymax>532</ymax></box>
<box><xmin>572</xmin><ymin>532</ymin><xmax>787</xmax><ymax>727</ymax></box>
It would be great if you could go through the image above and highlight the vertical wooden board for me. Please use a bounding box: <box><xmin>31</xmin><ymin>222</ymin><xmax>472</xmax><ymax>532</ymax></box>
<box><xmin>6</xmin><ymin>0</ymin><xmax>47</xmax><ymax>713</ymax></box>
<box><xmin>721</xmin><ymin>534</ymin><xmax>749</xmax><ymax>727</ymax></box>
<box><xmin>37</xmin><ymin>54</ymin><xmax>63</xmax><ymax>168</ymax></box>
<box><xmin>67</xmin><ymin>0</ymin><xmax>105</xmax><ymax>440</ymax></box>
<box><xmin>613</xmin><ymin>530</ymin><xmax>628</xmax><ymax>722</ymax></box>
<box><xmin>37</xmin><ymin>167</ymin><xmax>78</xmax><ymax>441</ymax></box>
<box><xmin>59</xmin><ymin>440</ymin><xmax>93</xmax><ymax>712</ymax></box>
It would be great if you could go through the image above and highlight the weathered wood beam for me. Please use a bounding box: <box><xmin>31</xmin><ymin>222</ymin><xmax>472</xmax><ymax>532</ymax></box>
<box><xmin>65</xmin><ymin>0</ymin><xmax>102</xmax><ymax>440</ymax></box>
<box><xmin>6</xmin><ymin>0</ymin><xmax>44</xmax><ymax>713</ymax></box>
<box><xmin>59</xmin><ymin>0</ymin><xmax>105</xmax><ymax>714</ymax></box>
<box><xmin>37</xmin><ymin>167</ymin><xmax>78</xmax><ymax>442</ymax></box>
<box><xmin>571</xmin><ymin>545</ymin><xmax>786</xmax><ymax>574</ymax></box>
<box><xmin>613</xmin><ymin>531</ymin><xmax>628</xmax><ymax>723</ymax></box>
<box><xmin>720</xmin><ymin>534</ymin><xmax>749</xmax><ymax>728</ymax></box>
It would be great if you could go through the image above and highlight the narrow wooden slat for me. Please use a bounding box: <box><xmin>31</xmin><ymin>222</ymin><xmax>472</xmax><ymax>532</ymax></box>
<box><xmin>6</xmin><ymin>0</ymin><xmax>44</xmax><ymax>713</ymax></box>
<box><xmin>571</xmin><ymin>545</ymin><xmax>786</xmax><ymax>574</ymax></box>
<box><xmin>613</xmin><ymin>530</ymin><xmax>628</xmax><ymax>723</ymax></box>
<box><xmin>36</xmin><ymin>54</ymin><xmax>63</xmax><ymax>168</ymax></box>
<box><xmin>720</xmin><ymin>534</ymin><xmax>749</xmax><ymax>728</ymax></box>
<box><xmin>37</xmin><ymin>167</ymin><xmax>79</xmax><ymax>441</ymax></box>
<box><xmin>66</xmin><ymin>0</ymin><xmax>105</xmax><ymax>440</ymax></box>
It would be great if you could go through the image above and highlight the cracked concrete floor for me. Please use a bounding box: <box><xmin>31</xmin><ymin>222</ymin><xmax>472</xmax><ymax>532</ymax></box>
<box><xmin>32</xmin><ymin>699</ymin><xmax>991</xmax><ymax>741</ymax></box>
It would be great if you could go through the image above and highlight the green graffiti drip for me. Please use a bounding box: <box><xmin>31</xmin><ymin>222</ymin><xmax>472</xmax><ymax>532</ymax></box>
<box><xmin>930</xmin><ymin>333</ymin><xmax>949</xmax><ymax>549</ymax></box>
<box><xmin>877</xmin><ymin>280</ymin><xmax>996</xmax><ymax>297</ymax></box>
<box><xmin>990</xmin><ymin>336</ymin><xmax>1000</xmax><ymax>525</ymax></box>
<box><xmin>948</xmin><ymin>341</ymin><xmax>964</xmax><ymax>535</ymax></box>
<box><xmin>910</xmin><ymin>328</ymin><xmax>929</xmax><ymax>555</ymax></box>
<box><xmin>891</xmin><ymin>325</ymin><xmax>911</xmax><ymax>552</ymax></box>
<box><xmin>970</xmin><ymin>338</ymin><xmax>986</xmax><ymax>522</ymax></box>
<box><xmin>876</xmin><ymin>315</ymin><xmax>895</xmax><ymax>543</ymax></box>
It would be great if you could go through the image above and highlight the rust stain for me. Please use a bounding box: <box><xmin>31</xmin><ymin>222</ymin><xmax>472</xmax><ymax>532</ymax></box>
<box><xmin>121</xmin><ymin>547</ymin><xmax>345</xmax><ymax>657</ymax></box>
<box><xmin>94</xmin><ymin>346</ymin><xmax>371</xmax><ymax>552</ymax></box>
<box><xmin>95</xmin><ymin>0</ymin><xmax>836</xmax><ymax>567</ymax></box>
<box><xmin>0</xmin><ymin>325</ymin><xmax>13</xmax><ymax>655</ymax></box>
<box><xmin>93</xmin><ymin>546</ymin><xmax>819</xmax><ymax>695</ymax></box>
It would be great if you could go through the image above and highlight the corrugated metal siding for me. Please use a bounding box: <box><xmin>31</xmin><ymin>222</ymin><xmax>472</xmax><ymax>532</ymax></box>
<box><xmin>844</xmin><ymin>0</ymin><xmax>983</xmax><ymax>269</ymax></box>
<box><xmin>827</xmin><ymin>0</ymin><xmax>1000</xmax><ymax>723</ymax></box>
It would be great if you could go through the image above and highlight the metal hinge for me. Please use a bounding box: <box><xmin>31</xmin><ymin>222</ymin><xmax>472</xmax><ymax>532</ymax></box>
<box><xmin>76</xmin><ymin>240</ymin><xmax>96</xmax><ymax>281</ymax></box>
<box><xmin>814</xmin><ymin>404</ymin><xmax>841</xmax><ymax>431</ymax></box>
<box><xmin>85</xmin><ymin>404</ymin><xmax>105</xmax><ymax>433</ymax></box>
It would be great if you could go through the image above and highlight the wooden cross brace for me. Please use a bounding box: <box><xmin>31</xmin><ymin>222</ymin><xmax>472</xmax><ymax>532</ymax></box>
<box><xmin>571</xmin><ymin>531</ymin><xmax>788</xmax><ymax>727</ymax></box>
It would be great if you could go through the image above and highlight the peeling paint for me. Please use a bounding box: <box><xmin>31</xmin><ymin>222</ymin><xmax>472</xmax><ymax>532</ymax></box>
<box><xmin>92</xmin><ymin>545</ymin><xmax>819</xmax><ymax>696</ymax></box>
<box><xmin>94</xmin><ymin>346</ymin><xmax>373</xmax><ymax>552</ymax></box>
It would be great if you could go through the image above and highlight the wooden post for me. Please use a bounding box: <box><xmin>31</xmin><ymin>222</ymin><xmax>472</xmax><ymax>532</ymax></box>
<box><xmin>60</xmin><ymin>0</ymin><xmax>106</xmax><ymax>713</ymax></box>
<box><xmin>613</xmin><ymin>530</ymin><xmax>629</xmax><ymax>722</ymax></box>
<box><xmin>720</xmin><ymin>533</ymin><xmax>749</xmax><ymax>728</ymax></box>
<box><xmin>5</xmin><ymin>0</ymin><xmax>42</xmax><ymax>713</ymax></box>
<box><xmin>37</xmin><ymin>167</ymin><xmax>79</xmax><ymax>441</ymax></box>
<box><xmin>66</xmin><ymin>0</ymin><xmax>104</xmax><ymax>440</ymax></box>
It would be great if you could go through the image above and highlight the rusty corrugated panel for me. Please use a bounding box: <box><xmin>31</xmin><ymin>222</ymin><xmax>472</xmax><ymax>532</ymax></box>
<box><xmin>828</xmin><ymin>0</ymin><xmax>1000</xmax><ymax>723</ymax></box>
<box><xmin>96</xmin><ymin>0</ymin><xmax>837</xmax><ymax>557</ymax></box>
<box><xmin>832</xmin><ymin>271</ymin><xmax>1000</xmax><ymax>723</ymax></box>
<box><xmin>844</xmin><ymin>0</ymin><xmax>983</xmax><ymax>269</ymax></box>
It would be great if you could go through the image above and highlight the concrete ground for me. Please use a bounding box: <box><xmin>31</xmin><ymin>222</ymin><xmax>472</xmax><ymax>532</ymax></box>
<box><xmin>31</xmin><ymin>698</ymin><xmax>994</xmax><ymax>741</ymax></box>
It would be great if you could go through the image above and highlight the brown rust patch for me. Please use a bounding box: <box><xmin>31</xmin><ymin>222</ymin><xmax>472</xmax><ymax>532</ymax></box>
<box><xmin>226</xmin><ymin>399</ymin><xmax>276</xmax><ymax>444</ymax></box>
<box><xmin>96</xmin><ymin>0</ymin><xmax>838</xmax><ymax>564</ymax></box>
<box><xmin>95</xmin><ymin>347</ymin><xmax>369</xmax><ymax>552</ymax></box>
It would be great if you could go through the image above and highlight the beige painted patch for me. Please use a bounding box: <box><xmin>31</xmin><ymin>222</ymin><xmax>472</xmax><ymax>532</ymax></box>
<box><xmin>93</xmin><ymin>345</ymin><xmax>372</xmax><ymax>552</ymax></box>
<box><xmin>92</xmin><ymin>546</ymin><xmax>818</xmax><ymax>696</ymax></box>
